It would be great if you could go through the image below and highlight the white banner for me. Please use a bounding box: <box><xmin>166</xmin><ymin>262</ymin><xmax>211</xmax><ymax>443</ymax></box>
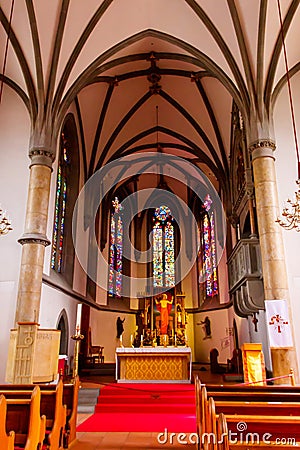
<box><xmin>265</xmin><ymin>300</ymin><xmax>293</xmax><ymax>348</ymax></box>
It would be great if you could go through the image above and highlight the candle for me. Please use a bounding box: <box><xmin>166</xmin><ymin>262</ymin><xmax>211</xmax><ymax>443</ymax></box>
<box><xmin>174</xmin><ymin>334</ymin><xmax>177</xmax><ymax>346</ymax></box>
<box><xmin>130</xmin><ymin>334</ymin><xmax>133</xmax><ymax>346</ymax></box>
<box><xmin>76</xmin><ymin>303</ymin><xmax>82</xmax><ymax>332</ymax></box>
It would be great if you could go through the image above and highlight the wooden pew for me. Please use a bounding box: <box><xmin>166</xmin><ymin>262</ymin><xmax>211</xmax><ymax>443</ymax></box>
<box><xmin>195</xmin><ymin>379</ymin><xmax>300</xmax><ymax>447</ymax></box>
<box><xmin>201</xmin><ymin>383</ymin><xmax>300</xmax><ymax>394</ymax></box>
<box><xmin>0</xmin><ymin>395</ymin><xmax>14</xmax><ymax>450</ymax></box>
<box><xmin>5</xmin><ymin>386</ymin><xmax>46</xmax><ymax>450</ymax></box>
<box><xmin>217</xmin><ymin>413</ymin><xmax>229</xmax><ymax>450</ymax></box>
<box><xmin>194</xmin><ymin>378</ymin><xmax>230</xmax><ymax>450</ymax></box>
<box><xmin>0</xmin><ymin>381</ymin><xmax>66</xmax><ymax>450</ymax></box>
<box><xmin>0</xmin><ymin>377</ymin><xmax>78</xmax><ymax>449</ymax></box>
<box><xmin>62</xmin><ymin>376</ymin><xmax>80</xmax><ymax>445</ymax></box>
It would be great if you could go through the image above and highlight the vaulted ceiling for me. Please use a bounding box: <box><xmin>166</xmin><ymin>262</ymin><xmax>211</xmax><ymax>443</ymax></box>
<box><xmin>1</xmin><ymin>0</ymin><xmax>300</xmax><ymax>197</ymax></box>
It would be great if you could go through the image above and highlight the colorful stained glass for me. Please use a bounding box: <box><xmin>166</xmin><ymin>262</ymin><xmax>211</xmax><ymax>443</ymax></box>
<box><xmin>164</xmin><ymin>221</ymin><xmax>175</xmax><ymax>286</ymax></box>
<box><xmin>155</xmin><ymin>205</ymin><xmax>171</xmax><ymax>222</ymax></box>
<box><xmin>108</xmin><ymin>215</ymin><xmax>116</xmax><ymax>295</ymax></box>
<box><xmin>51</xmin><ymin>135</ymin><xmax>69</xmax><ymax>272</ymax></box>
<box><xmin>153</xmin><ymin>205</ymin><xmax>175</xmax><ymax>287</ymax></box>
<box><xmin>210</xmin><ymin>212</ymin><xmax>218</xmax><ymax>294</ymax></box>
<box><xmin>198</xmin><ymin>194</ymin><xmax>218</xmax><ymax>300</ymax></box>
<box><xmin>108</xmin><ymin>197</ymin><xmax>123</xmax><ymax>297</ymax></box>
<box><xmin>153</xmin><ymin>222</ymin><xmax>163</xmax><ymax>287</ymax></box>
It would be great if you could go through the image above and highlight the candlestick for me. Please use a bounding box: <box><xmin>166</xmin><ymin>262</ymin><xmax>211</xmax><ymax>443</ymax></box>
<box><xmin>130</xmin><ymin>334</ymin><xmax>134</xmax><ymax>347</ymax></box>
<box><xmin>76</xmin><ymin>303</ymin><xmax>82</xmax><ymax>333</ymax></box>
<box><xmin>71</xmin><ymin>328</ymin><xmax>84</xmax><ymax>382</ymax></box>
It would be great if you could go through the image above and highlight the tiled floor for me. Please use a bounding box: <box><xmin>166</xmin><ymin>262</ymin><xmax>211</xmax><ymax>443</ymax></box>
<box><xmin>73</xmin><ymin>427</ymin><xmax>197</xmax><ymax>449</ymax></box>
<box><xmin>69</xmin><ymin>366</ymin><xmax>225</xmax><ymax>449</ymax></box>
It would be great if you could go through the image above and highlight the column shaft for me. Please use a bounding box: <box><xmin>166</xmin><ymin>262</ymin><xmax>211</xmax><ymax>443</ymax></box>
<box><xmin>15</xmin><ymin>164</ymin><xmax>52</xmax><ymax>324</ymax></box>
<box><xmin>10</xmin><ymin>154</ymin><xmax>53</xmax><ymax>383</ymax></box>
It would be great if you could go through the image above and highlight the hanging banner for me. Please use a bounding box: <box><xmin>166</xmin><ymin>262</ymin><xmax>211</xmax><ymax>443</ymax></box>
<box><xmin>265</xmin><ymin>300</ymin><xmax>293</xmax><ymax>347</ymax></box>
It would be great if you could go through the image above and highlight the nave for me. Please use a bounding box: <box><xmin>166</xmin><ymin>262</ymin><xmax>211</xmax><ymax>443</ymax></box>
<box><xmin>0</xmin><ymin>364</ymin><xmax>299</xmax><ymax>449</ymax></box>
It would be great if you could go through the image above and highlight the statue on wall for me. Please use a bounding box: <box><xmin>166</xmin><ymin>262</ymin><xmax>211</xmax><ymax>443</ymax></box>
<box><xmin>155</xmin><ymin>293</ymin><xmax>173</xmax><ymax>334</ymax></box>
<box><xmin>116</xmin><ymin>317</ymin><xmax>125</xmax><ymax>339</ymax></box>
<box><xmin>201</xmin><ymin>316</ymin><xmax>212</xmax><ymax>339</ymax></box>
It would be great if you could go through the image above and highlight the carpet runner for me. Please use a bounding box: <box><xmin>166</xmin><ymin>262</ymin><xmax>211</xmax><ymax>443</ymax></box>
<box><xmin>77</xmin><ymin>383</ymin><xmax>197</xmax><ymax>432</ymax></box>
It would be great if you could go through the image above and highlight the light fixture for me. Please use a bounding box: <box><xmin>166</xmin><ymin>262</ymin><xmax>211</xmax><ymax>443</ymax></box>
<box><xmin>276</xmin><ymin>0</ymin><xmax>300</xmax><ymax>232</ymax></box>
<box><xmin>0</xmin><ymin>207</ymin><xmax>13</xmax><ymax>236</ymax></box>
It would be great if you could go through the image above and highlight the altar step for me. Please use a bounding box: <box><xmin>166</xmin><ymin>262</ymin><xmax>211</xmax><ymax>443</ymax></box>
<box><xmin>78</xmin><ymin>382</ymin><xmax>197</xmax><ymax>432</ymax></box>
<box><xmin>78</xmin><ymin>388</ymin><xmax>100</xmax><ymax>413</ymax></box>
<box><xmin>99</xmin><ymin>383</ymin><xmax>194</xmax><ymax>396</ymax></box>
<box><xmin>80</xmin><ymin>362</ymin><xmax>115</xmax><ymax>376</ymax></box>
<box><xmin>94</xmin><ymin>383</ymin><xmax>195</xmax><ymax>415</ymax></box>
<box><xmin>95</xmin><ymin>402</ymin><xmax>195</xmax><ymax>414</ymax></box>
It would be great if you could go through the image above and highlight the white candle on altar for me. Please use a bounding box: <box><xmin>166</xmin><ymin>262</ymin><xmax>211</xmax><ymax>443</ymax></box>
<box><xmin>76</xmin><ymin>303</ymin><xmax>82</xmax><ymax>333</ymax></box>
<box><xmin>130</xmin><ymin>334</ymin><xmax>133</xmax><ymax>346</ymax></box>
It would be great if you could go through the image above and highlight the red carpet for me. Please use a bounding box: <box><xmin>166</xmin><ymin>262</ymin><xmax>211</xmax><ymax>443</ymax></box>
<box><xmin>77</xmin><ymin>383</ymin><xmax>196</xmax><ymax>432</ymax></box>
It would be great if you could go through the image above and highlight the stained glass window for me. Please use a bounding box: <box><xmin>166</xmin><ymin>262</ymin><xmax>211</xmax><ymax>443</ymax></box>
<box><xmin>108</xmin><ymin>197</ymin><xmax>123</xmax><ymax>297</ymax></box>
<box><xmin>198</xmin><ymin>194</ymin><xmax>218</xmax><ymax>303</ymax></box>
<box><xmin>51</xmin><ymin>133</ymin><xmax>69</xmax><ymax>272</ymax></box>
<box><xmin>153</xmin><ymin>205</ymin><xmax>175</xmax><ymax>287</ymax></box>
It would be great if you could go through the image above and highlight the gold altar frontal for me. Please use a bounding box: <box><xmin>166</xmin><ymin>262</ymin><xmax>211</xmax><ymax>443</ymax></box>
<box><xmin>115</xmin><ymin>346</ymin><xmax>192</xmax><ymax>383</ymax></box>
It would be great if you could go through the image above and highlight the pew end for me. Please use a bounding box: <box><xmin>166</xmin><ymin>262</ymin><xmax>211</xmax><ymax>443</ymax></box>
<box><xmin>0</xmin><ymin>395</ymin><xmax>15</xmax><ymax>450</ymax></box>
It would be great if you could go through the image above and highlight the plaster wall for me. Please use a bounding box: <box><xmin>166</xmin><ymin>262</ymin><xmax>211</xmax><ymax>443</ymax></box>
<box><xmin>90</xmin><ymin>309</ymin><xmax>136</xmax><ymax>363</ymax></box>
<box><xmin>193</xmin><ymin>308</ymin><xmax>232</xmax><ymax>365</ymax></box>
<box><xmin>0</xmin><ymin>89</ymin><xmax>31</xmax><ymax>382</ymax></box>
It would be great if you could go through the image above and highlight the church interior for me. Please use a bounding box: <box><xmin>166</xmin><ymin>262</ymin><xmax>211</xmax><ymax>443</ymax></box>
<box><xmin>1</xmin><ymin>0</ymin><xmax>300</xmax><ymax>448</ymax></box>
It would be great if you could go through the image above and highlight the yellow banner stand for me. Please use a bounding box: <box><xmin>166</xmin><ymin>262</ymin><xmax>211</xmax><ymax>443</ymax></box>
<box><xmin>241</xmin><ymin>343</ymin><xmax>266</xmax><ymax>386</ymax></box>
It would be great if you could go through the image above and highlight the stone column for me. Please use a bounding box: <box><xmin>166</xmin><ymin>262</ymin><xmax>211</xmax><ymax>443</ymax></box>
<box><xmin>249</xmin><ymin>139</ymin><xmax>298</xmax><ymax>382</ymax></box>
<box><xmin>12</xmin><ymin>148</ymin><xmax>53</xmax><ymax>383</ymax></box>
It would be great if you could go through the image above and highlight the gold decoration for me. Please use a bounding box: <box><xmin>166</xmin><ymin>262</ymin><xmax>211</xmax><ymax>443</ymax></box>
<box><xmin>276</xmin><ymin>179</ymin><xmax>300</xmax><ymax>231</ymax></box>
<box><xmin>0</xmin><ymin>206</ymin><xmax>12</xmax><ymax>235</ymax></box>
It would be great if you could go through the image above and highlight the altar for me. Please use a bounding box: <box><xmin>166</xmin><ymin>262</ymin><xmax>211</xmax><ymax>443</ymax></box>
<box><xmin>115</xmin><ymin>346</ymin><xmax>192</xmax><ymax>383</ymax></box>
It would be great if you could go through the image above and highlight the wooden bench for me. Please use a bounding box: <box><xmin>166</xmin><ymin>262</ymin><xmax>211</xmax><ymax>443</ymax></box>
<box><xmin>4</xmin><ymin>386</ymin><xmax>46</xmax><ymax>450</ymax></box>
<box><xmin>0</xmin><ymin>376</ymin><xmax>79</xmax><ymax>448</ymax></box>
<box><xmin>0</xmin><ymin>381</ymin><xmax>66</xmax><ymax>450</ymax></box>
<box><xmin>195</xmin><ymin>377</ymin><xmax>300</xmax><ymax>449</ymax></box>
<box><xmin>61</xmin><ymin>376</ymin><xmax>79</xmax><ymax>445</ymax></box>
<box><xmin>0</xmin><ymin>395</ymin><xmax>14</xmax><ymax>450</ymax></box>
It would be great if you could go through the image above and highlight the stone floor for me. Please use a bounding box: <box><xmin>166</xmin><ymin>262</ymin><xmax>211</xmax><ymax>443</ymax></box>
<box><xmin>69</xmin><ymin>367</ymin><xmax>225</xmax><ymax>449</ymax></box>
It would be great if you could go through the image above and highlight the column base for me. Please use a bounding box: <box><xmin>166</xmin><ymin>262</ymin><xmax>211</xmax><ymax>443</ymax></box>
<box><xmin>271</xmin><ymin>347</ymin><xmax>298</xmax><ymax>384</ymax></box>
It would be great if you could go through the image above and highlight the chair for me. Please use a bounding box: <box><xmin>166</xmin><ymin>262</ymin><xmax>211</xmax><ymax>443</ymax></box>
<box><xmin>227</xmin><ymin>348</ymin><xmax>242</xmax><ymax>374</ymax></box>
<box><xmin>87</xmin><ymin>327</ymin><xmax>104</xmax><ymax>364</ymax></box>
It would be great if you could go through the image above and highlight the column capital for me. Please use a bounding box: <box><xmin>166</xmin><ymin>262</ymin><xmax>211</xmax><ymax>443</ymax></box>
<box><xmin>249</xmin><ymin>139</ymin><xmax>276</xmax><ymax>161</ymax></box>
<box><xmin>29</xmin><ymin>147</ymin><xmax>55</xmax><ymax>169</ymax></box>
<box><xmin>18</xmin><ymin>232</ymin><xmax>51</xmax><ymax>247</ymax></box>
